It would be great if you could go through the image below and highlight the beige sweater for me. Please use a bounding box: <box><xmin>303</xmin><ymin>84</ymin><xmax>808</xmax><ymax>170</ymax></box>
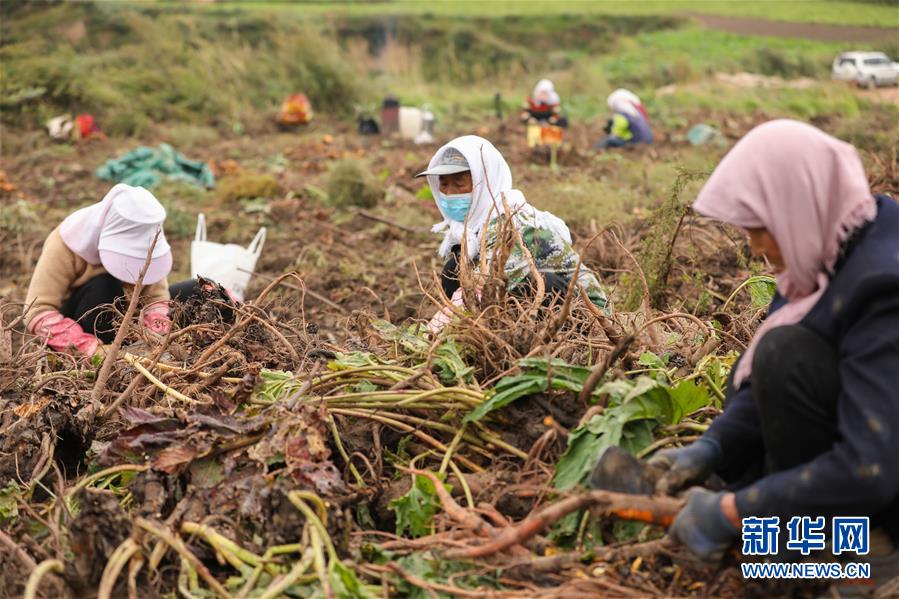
<box><xmin>24</xmin><ymin>226</ymin><xmax>170</xmax><ymax>327</ymax></box>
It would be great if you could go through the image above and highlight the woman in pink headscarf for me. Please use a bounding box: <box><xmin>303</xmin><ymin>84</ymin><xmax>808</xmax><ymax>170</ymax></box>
<box><xmin>646</xmin><ymin>121</ymin><xmax>899</xmax><ymax>585</ymax></box>
<box><xmin>24</xmin><ymin>184</ymin><xmax>177</xmax><ymax>357</ymax></box>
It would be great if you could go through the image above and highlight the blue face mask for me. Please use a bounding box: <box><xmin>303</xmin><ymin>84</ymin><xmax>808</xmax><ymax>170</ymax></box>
<box><xmin>438</xmin><ymin>192</ymin><xmax>472</xmax><ymax>222</ymax></box>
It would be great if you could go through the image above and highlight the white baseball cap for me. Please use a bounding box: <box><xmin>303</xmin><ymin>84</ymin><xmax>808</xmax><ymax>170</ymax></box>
<box><xmin>415</xmin><ymin>147</ymin><xmax>470</xmax><ymax>177</ymax></box>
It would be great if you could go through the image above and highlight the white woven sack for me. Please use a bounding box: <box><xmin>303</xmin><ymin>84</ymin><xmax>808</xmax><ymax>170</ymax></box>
<box><xmin>190</xmin><ymin>213</ymin><xmax>265</xmax><ymax>301</ymax></box>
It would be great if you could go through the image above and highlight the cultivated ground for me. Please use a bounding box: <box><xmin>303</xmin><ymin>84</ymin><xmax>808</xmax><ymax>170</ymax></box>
<box><xmin>1</xmin><ymin>2</ymin><xmax>898</xmax><ymax>598</ymax></box>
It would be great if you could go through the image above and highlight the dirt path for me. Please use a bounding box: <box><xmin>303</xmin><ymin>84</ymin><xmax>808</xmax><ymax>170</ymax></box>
<box><xmin>689</xmin><ymin>13</ymin><xmax>899</xmax><ymax>43</ymax></box>
<box><xmin>857</xmin><ymin>85</ymin><xmax>899</xmax><ymax>107</ymax></box>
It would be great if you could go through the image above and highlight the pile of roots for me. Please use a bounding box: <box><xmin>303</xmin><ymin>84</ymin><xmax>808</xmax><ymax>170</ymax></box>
<box><xmin>0</xmin><ymin>205</ymin><xmax>785</xmax><ymax>598</ymax></box>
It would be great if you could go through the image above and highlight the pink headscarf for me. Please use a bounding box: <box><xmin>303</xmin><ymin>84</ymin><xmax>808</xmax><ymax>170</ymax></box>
<box><xmin>693</xmin><ymin>120</ymin><xmax>876</xmax><ymax>387</ymax></box>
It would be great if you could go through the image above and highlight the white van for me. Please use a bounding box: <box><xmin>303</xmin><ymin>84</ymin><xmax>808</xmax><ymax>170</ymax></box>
<box><xmin>831</xmin><ymin>52</ymin><xmax>898</xmax><ymax>88</ymax></box>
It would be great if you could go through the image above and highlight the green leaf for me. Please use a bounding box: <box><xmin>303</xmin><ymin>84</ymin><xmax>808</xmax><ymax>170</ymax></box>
<box><xmin>462</xmin><ymin>375</ymin><xmax>547</xmax><ymax>423</ymax></box>
<box><xmin>622</xmin><ymin>376</ymin><xmax>666</xmax><ymax>404</ymax></box>
<box><xmin>389</xmin><ymin>472</ymin><xmax>451</xmax><ymax>537</ymax></box>
<box><xmin>669</xmin><ymin>379</ymin><xmax>712</xmax><ymax>420</ymax></box>
<box><xmin>612</xmin><ymin>519</ymin><xmax>646</xmax><ymax>543</ymax></box>
<box><xmin>393</xmin><ymin>552</ymin><xmax>501</xmax><ymax>598</ymax></box>
<box><xmin>0</xmin><ymin>481</ymin><xmax>23</xmax><ymax>525</ymax></box>
<box><xmin>552</xmin><ymin>414</ymin><xmax>622</xmax><ymax>491</ymax></box>
<box><xmin>594</xmin><ymin>378</ymin><xmax>643</xmax><ymax>405</ymax></box>
<box><xmin>384</xmin><ymin>435</ymin><xmax>414</xmax><ymax>470</ymax></box>
<box><xmin>329</xmin><ymin>560</ymin><xmax>377</xmax><ymax>599</ymax></box>
<box><xmin>518</xmin><ymin>357</ymin><xmax>592</xmax><ymax>387</ymax></box>
<box><xmin>464</xmin><ymin>357</ymin><xmax>596</xmax><ymax>423</ymax></box>
<box><xmin>331</xmin><ymin>351</ymin><xmax>382</xmax><ymax>369</ymax></box>
<box><xmin>433</xmin><ymin>339</ymin><xmax>474</xmax><ymax>385</ymax></box>
<box><xmin>371</xmin><ymin>319</ymin><xmax>429</xmax><ymax>354</ymax></box>
<box><xmin>620</xmin><ymin>420</ymin><xmax>655</xmax><ymax>455</ymax></box>
<box><xmin>747</xmin><ymin>276</ymin><xmax>777</xmax><ymax>308</ymax></box>
<box><xmin>394</xmin><ymin>553</ymin><xmax>437</xmax><ymax>599</ymax></box>
<box><xmin>637</xmin><ymin>351</ymin><xmax>666</xmax><ymax>369</ymax></box>
<box><xmin>253</xmin><ymin>369</ymin><xmax>297</xmax><ymax>403</ymax></box>
<box><xmin>552</xmin><ymin>377</ymin><xmax>679</xmax><ymax>491</ymax></box>
<box><xmin>352</xmin><ymin>380</ymin><xmax>379</xmax><ymax>393</ymax></box>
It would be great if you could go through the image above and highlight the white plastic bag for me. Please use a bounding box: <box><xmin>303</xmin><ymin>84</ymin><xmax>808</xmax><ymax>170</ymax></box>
<box><xmin>47</xmin><ymin>115</ymin><xmax>74</xmax><ymax>140</ymax></box>
<box><xmin>190</xmin><ymin>214</ymin><xmax>265</xmax><ymax>301</ymax></box>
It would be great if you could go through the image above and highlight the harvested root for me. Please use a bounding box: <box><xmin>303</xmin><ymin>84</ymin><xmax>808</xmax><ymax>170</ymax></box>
<box><xmin>449</xmin><ymin>491</ymin><xmax>682</xmax><ymax>559</ymax></box>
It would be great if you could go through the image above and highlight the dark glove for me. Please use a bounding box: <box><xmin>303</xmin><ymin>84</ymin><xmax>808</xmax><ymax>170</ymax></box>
<box><xmin>603</xmin><ymin>118</ymin><xmax>613</xmax><ymax>134</ymax></box>
<box><xmin>440</xmin><ymin>244</ymin><xmax>463</xmax><ymax>299</ymax></box>
<box><xmin>668</xmin><ymin>488</ymin><xmax>738</xmax><ymax>561</ymax></box>
<box><xmin>648</xmin><ymin>437</ymin><xmax>722</xmax><ymax>495</ymax></box>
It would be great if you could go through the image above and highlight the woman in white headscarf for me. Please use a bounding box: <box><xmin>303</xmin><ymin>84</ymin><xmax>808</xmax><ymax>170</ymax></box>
<box><xmin>596</xmin><ymin>88</ymin><xmax>653</xmax><ymax>149</ymax></box>
<box><xmin>416</xmin><ymin>135</ymin><xmax>609</xmax><ymax>332</ymax></box>
<box><xmin>24</xmin><ymin>184</ymin><xmax>176</xmax><ymax>357</ymax></box>
<box><xmin>521</xmin><ymin>79</ymin><xmax>568</xmax><ymax>128</ymax></box>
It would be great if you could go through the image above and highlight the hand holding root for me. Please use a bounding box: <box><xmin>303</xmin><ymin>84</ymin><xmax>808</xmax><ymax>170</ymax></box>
<box><xmin>667</xmin><ymin>488</ymin><xmax>738</xmax><ymax>562</ymax></box>
<box><xmin>427</xmin><ymin>288</ymin><xmax>467</xmax><ymax>334</ymax></box>
<box><xmin>142</xmin><ymin>300</ymin><xmax>172</xmax><ymax>335</ymax></box>
<box><xmin>648</xmin><ymin>437</ymin><xmax>722</xmax><ymax>496</ymax></box>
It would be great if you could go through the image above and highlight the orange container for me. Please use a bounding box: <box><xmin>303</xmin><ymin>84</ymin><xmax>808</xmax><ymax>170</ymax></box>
<box><xmin>541</xmin><ymin>125</ymin><xmax>563</xmax><ymax>146</ymax></box>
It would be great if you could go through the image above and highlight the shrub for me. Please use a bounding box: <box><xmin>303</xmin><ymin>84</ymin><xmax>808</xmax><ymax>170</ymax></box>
<box><xmin>326</xmin><ymin>158</ymin><xmax>383</xmax><ymax>209</ymax></box>
<box><xmin>216</xmin><ymin>173</ymin><xmax>282</xmax><ymax>203</ymax></box>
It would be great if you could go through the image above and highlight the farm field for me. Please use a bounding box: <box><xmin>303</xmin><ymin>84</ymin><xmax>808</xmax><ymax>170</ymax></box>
<box><xmin>1</xmin><ymin>1</ymin><xmax>897</xmax><ymax>598</ymax></box>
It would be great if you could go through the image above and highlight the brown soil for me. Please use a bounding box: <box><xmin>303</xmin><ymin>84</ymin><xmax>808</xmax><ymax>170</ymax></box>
<box><xmin>0</xmin><ymin>109</ymin><xmax>892</xmax><ymax>597</ymax></box>
<box><xmin>689</xmin><ymin>12</ymin><xmax>899</xmax><ymax>43</ymax></box>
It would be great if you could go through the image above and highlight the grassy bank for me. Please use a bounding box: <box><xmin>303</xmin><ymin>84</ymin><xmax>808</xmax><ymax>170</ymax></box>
<box><xmin>0</xmin><ymin>3</ymin><xmax>365</xmax><ymax>135</ymax></box>
<box><xmin>3</xmin><ymin>1</ymin><xmax>892</xmax><ymax>138</ymax></box>
<box><xmin>217</xmin><ymin>0</ymin><xmax>899</xmax><ymax>28</ymax></box>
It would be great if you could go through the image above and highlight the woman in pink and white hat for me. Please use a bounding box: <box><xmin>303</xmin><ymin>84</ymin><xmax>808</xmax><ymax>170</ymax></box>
<box><xmin>24</xmin><ymin>183</ymin><xmax>176</xmax><ymax>357</ymax></box>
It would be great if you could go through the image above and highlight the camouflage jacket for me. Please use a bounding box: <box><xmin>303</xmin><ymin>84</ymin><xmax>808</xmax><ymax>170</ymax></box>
<box><xmin>480</xmin><ymin>212</ymin><xmax>611</xmax><ymax>313</ymax></box>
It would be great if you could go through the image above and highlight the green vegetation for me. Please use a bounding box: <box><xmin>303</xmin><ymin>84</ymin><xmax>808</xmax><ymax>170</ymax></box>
<box><xmin>0</xmin><ymin>3</ymin><xmax>364</xmax><ymax>135</ymax></box>
<box><xmin>327</xmin><ymin>158</ymin><xmax>385</xmax><ymax>209</ymax></box>
<box><xmin>3</xmin><ymin>1</ymin><xmax>892</xmax><ymax>138</ymax></box>
<box><xmin>596</xmin><ymin>28</ymin><xmax>845</xmax><ymax>89</ymax></box>
<box><xmin>219</xmin><ymin>0</ymin><xmax>899</xmax><ymax>28</ymax></box>
<box><xmin>216</xmin><ymin>172</ymin><xmax>283</xmax><ymax>203</ymax></box>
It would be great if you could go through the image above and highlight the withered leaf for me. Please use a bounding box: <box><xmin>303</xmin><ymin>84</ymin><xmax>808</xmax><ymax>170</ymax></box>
<box><xmin>153</xmin><ymin>445</ymin><xmax>197</xmax><ymax>474</ymax></box>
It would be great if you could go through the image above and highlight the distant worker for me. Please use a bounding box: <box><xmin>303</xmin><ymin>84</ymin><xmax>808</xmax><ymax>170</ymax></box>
<box><xmin>278</xmin><ymin>93</ymin><xmax>313</xmax><ymax>127</ymax></box>
<box><xmin>648</xmin><ymin>121</ymin><xmax>899</xmax><ymax>592</ymax></box>
<box><xmin>23</xmin><ymin>184</ymin><xmax>184</xmax><ymax>357</ymax></box>
<box><xmin>596</xmin><ymin>88</ymin><xmax>653</xmax><ymax>149</ymax></box>
<box><xmin>416</xmin><ymin>135</ymin><xmax>609</xmax><ymax>332</ymax></box>
<box><xmin>521</xmin><ymin>79</ymin><xmax>568</xmax><ymax>128</ymax></box>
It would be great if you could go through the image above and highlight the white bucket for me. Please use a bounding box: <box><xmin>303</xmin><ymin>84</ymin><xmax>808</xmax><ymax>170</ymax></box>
<box><xmin>398</xmin><ymin>107</ymin><xmax>423</xmax><ymax>140</ymax></box>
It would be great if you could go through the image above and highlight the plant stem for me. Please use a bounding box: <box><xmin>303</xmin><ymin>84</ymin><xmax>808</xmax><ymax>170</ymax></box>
<box><xmin>122</xmin><ymin>353</ymin><xmax>197</xmax><ymax>403</ymax></box>
<box><xmin>98</xmin><ymin>538</ymin><xmax>140</xmax><ymax>599</ymax></box>
<box><xmin>256</xmin><ymin>549</ymin><xmax>314</xmax><ymax>599</ymax></box>
<box><xmin>24</xmin><ymin>559</ymin><xmax>64</xmax><ymax>599</ymax></box>
<box><xmin>439</xmin><ymin>425</ymin><xmax>466</xmax><ymax>476</ymax></box>
<box><xmin>136</xmin><ymin>517</ymin><xmax>233</xmax><ymax>599</ymax></box>
<box><xmin>328</xmin><ymin>415</ymin><xmax>366</xmax><ymax>487</ymax></box>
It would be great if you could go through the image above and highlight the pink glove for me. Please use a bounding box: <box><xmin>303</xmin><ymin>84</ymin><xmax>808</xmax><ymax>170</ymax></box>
<box><xmin>29</xmin><ymin>310</ymin><xmax>101</xmax><ymax>356</ymax></box>
<box><xmin>142</xmin><ymin>301</ymin><xmax>171</xmax><ymax>335</ymax></box>
<box><xmin>427</xmin><ymin>289</ymin><xmax>467</xmax><ymax>334</ymax></box>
